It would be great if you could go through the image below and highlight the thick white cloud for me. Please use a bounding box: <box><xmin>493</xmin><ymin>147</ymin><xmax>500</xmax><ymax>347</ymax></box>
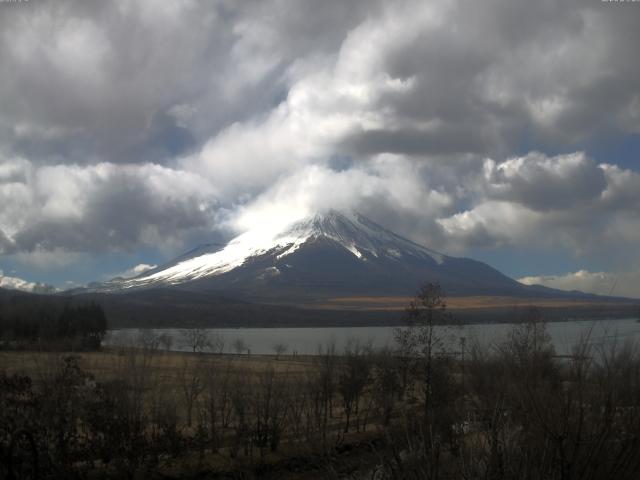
<box><xmin>3</xmin><ymin>150</ymin><xmax>640</xmax><ymax>273</ymax></box>
<box><xmin>0</xmin><ymin>156</ymin><xmax>219</xmax><ymax>256</ymax></box>
<box><xmin>232</xmin><ymin>157</ymin><xmax>453</xmax><ymax>237</ymax></box>
<box><xmin>112</xmin><ymin>263</ymin><xmax>158</xmax><ymax>280</ymax></box>
<box><xmin>519</xmin><ymin>270</ymin><xmax>640</xmax><ymax>300</ymax></box>
<box><xmin>437</xmin><ymin>153</ymin><xmax>640</xmax><ymax>254</ymax></box>
<box><xmin>0</xmin><ymin>270</ymin><xmax>56</xmax><ymax>293</ymax></box>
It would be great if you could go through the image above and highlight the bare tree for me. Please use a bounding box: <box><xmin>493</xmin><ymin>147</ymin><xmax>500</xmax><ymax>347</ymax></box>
<box><xmin>177</xmin><ymin>357</ymin><xmax>204</xmax><ymax>428</ymax></box>
<box><xmin>394</xmin><ymin>282</ymin><xmax>451</xmax><ymax>420</ymax></box>
<box><xmin>273</xmin><ymin>343</ymin><xmax>288</xmax><ymax>359</ymax></box>
<box><xmin>209</xmin><ymin>332</ymin><xmax>226</xmax><ymax>354</ymax></box>
<box><xmin>309</xmin><ymin>341</ymin><xmax>338</xmax><ymax>448</ymax></box>
<box><xmin>157</xmin><ymin>332</ymin><xmax>173</xmax><ymax>352</ymax></box>
<box><xmin>150</xmin><ymin>390</ymin><xmax>183</xmax><ymax>458</ymax></box>
<box><xmin>251</xmin><ymin>366</ymin><xmax>289</xmax><ymax>456</ymax></box>
<box><xmin>372</xmin><ymin>348</ymin><xmax>401</xmax><ymax>426</ymax></box>
<box><xmin>232</xmin><ymin>337</ymin><xmax>248</xmax><ymax>355</ymax></box>
<box><xmin>287</xmin><ymin>374</ymin><xmax>312</xmax><ymax>441</ymax></box>
<box><xmin>393</xmin><ymin>326</ymin><xmax>417</xmax><ymax>400</ymax></box>
<box><xmin>338</xmin><ymin>340</ymin><xmax>371</xmax><ymax>433</ymax></box>
<box><xmin>107</xmin><ymin>344</ymin><xmax>160</xmax><ymax>478</ymax></box>
<box><xmin>201</xmin><ymin>359</ymin><xmax>233</xmax><ymax>451</ymax></box>
<box><xmin>136</xmin><ymin>329</ymin><xmax>160</xmax><ymax>352</ymax></box>
<box><xmin>229</xmin><ymin>370</ymin><xmax>250</xmax><ymax>458</ymax></box>
<box><xmin>180</xmin><ymin>328</ymin><xmax>211</xmax><ymax>353</ymax></box>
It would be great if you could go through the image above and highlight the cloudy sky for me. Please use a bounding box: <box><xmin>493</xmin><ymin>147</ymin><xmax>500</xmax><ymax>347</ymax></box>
<box><xmin>1</xmin><ymin>0</ymin><xmax>639</xmax><ymax>297</ymax></box>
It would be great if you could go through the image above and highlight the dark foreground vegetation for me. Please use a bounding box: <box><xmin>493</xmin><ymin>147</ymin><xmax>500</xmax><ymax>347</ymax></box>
<box><xmin>2</xmin><ymin>284</ymin><xmax>640</xmax><ymax>479</ymax></box>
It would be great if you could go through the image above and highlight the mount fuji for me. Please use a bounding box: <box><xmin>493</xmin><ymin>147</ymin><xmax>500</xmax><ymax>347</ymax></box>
<box><xmin>92</xmin><ymin>210</ymin><xmax>557</xmax><ymax>300</ymax></box>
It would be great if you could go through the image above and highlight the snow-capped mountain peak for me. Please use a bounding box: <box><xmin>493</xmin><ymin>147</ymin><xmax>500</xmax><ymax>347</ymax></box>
<box><xmin>106</xmin><ymin>210</ymin><xmax>446</xmax><ymax>291</ymax></box>
<box><xmin>281</xmin><ymin>210</ymin><xmax>445</xmax><ymax>264</ymax></box>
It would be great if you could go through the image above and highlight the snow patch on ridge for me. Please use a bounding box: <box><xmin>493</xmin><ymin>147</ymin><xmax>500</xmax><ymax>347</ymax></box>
<box><xmin>346</xmin><ymin>244</ymin><xmax>363</xmax><ymax>259</ymax></box>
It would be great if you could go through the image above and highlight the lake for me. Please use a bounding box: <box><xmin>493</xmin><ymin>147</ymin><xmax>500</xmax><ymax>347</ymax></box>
<box><xmin>104</xmin><ymin>317</ymin><xmax>640</xmax><ymax>356</ymax></box>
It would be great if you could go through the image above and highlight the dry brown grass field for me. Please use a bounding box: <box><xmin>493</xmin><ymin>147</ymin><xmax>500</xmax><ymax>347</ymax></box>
<box><xmin>309</xmin><ymin>295</ymin><xmax>633</xmax><ymax>312</ymax></box>
<box><xmin>0</xmin><ymin>348</ymin><xmax>391</xmax><ymax>479</ymax></box>
<box><xmin>0</xmin><ymin>349</ymin><xmax>314</xmax><ymax>380</ymax></box>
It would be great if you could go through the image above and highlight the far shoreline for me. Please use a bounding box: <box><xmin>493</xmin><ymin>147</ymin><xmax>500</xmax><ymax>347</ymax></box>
<box><xmin>106</xmin><ymin>313</ymin><xmax>638</xmax><ymax>330</ymax></box>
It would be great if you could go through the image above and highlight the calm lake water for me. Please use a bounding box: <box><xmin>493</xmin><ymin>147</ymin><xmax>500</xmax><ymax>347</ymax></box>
<box><xmin>104</xmin><ymin>318</ymin><xmax>640</xmax><ymax>356</ymax></box>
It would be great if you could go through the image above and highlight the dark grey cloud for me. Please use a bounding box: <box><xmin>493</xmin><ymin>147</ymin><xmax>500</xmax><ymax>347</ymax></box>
<box><xmin>0</xmin><ymin>0</ymin><xmax>235</xmax><ymax>165</ymax></box>
<box><xmin>481</xmin><ymin>153</ymin><xmax>607</xmax><ymax>212</ymax></box>
<box><xmin>345</xmin><ymin>125</ymin><xmax>492</xmax><ymax>157</ymax></box>
<box><xmin>0</xmin><ymin>0</ymin><xmax>382</xmax><ymax>166</ymax></box>
<box><xmin>341</xmin><ymin>0</ymin><xmax>640</xmax><ymax>158</ymax></box>
<box><xmin>0</xmin><ymin>229</ymin><xmax>14</xmax><ymax>254</ymax></box>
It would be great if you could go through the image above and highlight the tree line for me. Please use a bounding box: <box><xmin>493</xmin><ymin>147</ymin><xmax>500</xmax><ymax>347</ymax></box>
<box><xmin>0</xmin><ymin>293</ymin><xmax>107</xmax><ymax>350</ymax></box>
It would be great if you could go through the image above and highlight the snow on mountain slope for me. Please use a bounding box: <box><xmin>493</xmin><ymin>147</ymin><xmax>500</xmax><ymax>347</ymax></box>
<box><xmin>108</xmin><ymin>210</ymin><xmax>447</xmax><ymax>291</ymax></box>
<box><xmin>79</xmin><ymin>211</ymin><xmax>615</xmax><ymax>301</ymax></box>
